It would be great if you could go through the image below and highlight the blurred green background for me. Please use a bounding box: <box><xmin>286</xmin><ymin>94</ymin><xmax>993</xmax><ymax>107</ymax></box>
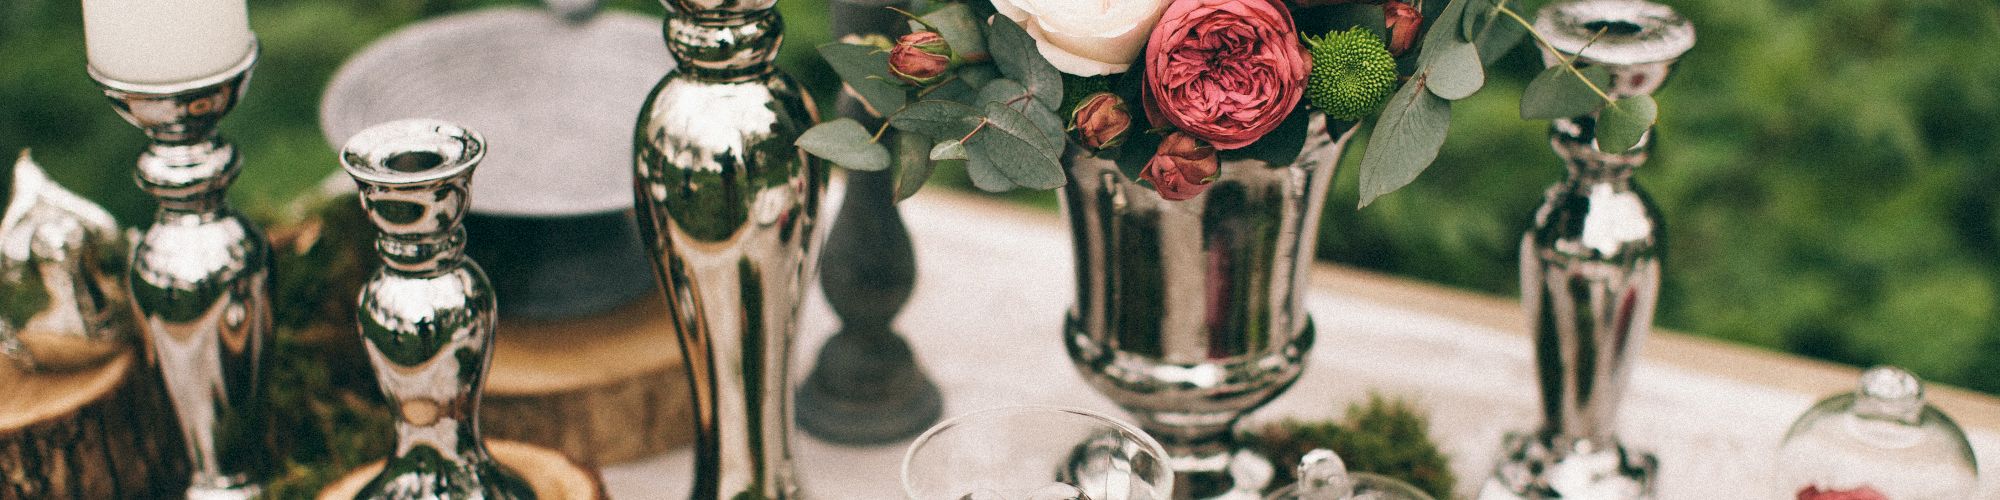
<box><xmin>4</xmin><ymin>0</ymin><xmax>2000</xmax><ymax>394</ymax></box>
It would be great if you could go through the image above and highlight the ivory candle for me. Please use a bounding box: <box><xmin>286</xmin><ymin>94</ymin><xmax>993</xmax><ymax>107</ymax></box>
<box><xmin>83</xmin><ymin>0</ymin><xmax>252</xmax><ymax>84</ymax></box>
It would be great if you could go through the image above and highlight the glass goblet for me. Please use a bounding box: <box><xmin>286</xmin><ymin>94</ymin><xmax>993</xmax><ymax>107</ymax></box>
<box><xmin>903</xmin><ymin>406</ymin><xmax>1176</xmax><ymax>500</ymax></box>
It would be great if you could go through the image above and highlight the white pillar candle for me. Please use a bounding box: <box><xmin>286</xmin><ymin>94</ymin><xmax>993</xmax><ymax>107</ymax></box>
<box><xmin>83</xmin><ymin>0</ymin><xmax>252</xmax><ymax>85</ymax></box>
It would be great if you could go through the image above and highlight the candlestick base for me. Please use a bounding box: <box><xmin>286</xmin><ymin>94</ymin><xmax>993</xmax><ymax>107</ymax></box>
<box><xmin>1479</xmin><ymin>432</ymin><xmax>1656</xmax><ymax>500</ymax></box>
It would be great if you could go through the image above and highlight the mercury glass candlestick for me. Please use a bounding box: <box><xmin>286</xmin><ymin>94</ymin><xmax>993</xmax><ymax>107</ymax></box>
<box><xmin>91</xmin><ymin>43</ymin><xmax>274</xmax><ymax>499</ymax></box>
<box><xmin>1481</xmin><ymin>1</ymin><xmax>1693</xmax><ymax>499</ymax></box>
<box><xmin>341</xmin><ymin>119</ymin><xmax>534</xmax><ymax>499</ymax></box>
<box><xmin>633</xmin><ymin>0</ymin><xmax>825</xmax><ymax>498</ymax></box>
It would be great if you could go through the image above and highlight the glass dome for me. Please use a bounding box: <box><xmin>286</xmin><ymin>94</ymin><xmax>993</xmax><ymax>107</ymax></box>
<box><xmin>1265</xmin><ymin>450</ymin><xmax>1434</xmax><ymax>500</ymax></box>
<box><xmin>1774</xmin><ymin>366</ymin><xmax>1979</xmax><ymax>499</ymax></box>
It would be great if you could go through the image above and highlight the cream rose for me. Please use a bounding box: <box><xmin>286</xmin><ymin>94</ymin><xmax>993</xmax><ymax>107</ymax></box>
<box><xmin>991</xmin><ymin>0</ymin><xmax>1172</xmax><ymax>76</ymax></box>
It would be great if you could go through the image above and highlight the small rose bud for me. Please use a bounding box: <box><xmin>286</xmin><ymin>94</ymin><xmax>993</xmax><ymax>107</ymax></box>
<box><xmin>1383</xmin><ymin>1</ymin><xmax>1424</xmax><ymax>57</ymax></box>
<box><xmin>1071</xmin><ymin>92</ymin><xmax>1132</xmax><ymax>150</ymax></box>
<box><xmin>889</xmin><ymin>31</ymin><xmax>953</xmax><ymax>85</ymax></box>
<box><xmin>1139</xmin><ymin>132</ymin><xmax>1220</xmax><ymax>201</ymax></box>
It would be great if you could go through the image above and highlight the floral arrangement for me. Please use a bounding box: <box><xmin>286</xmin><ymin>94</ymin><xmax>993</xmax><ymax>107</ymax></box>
<box><xmin>797</xmin><ymin>0</ymin><xmax>1658</xmax><ymax>205</ymax></box>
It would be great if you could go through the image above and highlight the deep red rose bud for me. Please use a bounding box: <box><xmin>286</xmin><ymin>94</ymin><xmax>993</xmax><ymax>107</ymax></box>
<box><xmin>890</xmin><ymin>31</ymin><xmax>952</xmax><ymax>85</ymax></box>
<box><xmin>1796</xmin><ymin>486</ymin><xmax>1888</xmax><ymax>500</ymax></box>
<box><xmin>1139</xmin><ymin>132</ymin><xmax>1220</xmax><ymax>201</ymax></box>
<box><xmin>1071</xmin><ymin>92</ymin><xmax>1132</xmax><ymax>150</ymax></box>
<box><xmin>1383</xmin><ymin>1</ymin><xmax>1423</xmax><ymax>57</ymax></box>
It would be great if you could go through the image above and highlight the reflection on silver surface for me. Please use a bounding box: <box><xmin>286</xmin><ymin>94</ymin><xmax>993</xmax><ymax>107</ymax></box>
<box><xmin>1062</xmin><ymin>115</ymin><xmax>1353</xmax><ymax>500</ymax></box>
<box><xmin>94</xmin><ymin>43</ymin><xmax>273</xmax><ymax>499</ymax></box>
<box><xmin>0</xmin><ymin>150</ymin><xmax>130</xmax><ymax>372</ymax></box>
<box><xmin>1484</xmin><ymin>2</ymin><xmax>1692</xmax><ymax>499</ymax></box>
<box><xmin>633</xmin><ymin>1</ymin><xmax>824</xmax><ymax>499</ymax></box>
<box><xmin>342</xmin><ymin>120</ymin><xmax>534</xmax><ymax>499</ymax></box>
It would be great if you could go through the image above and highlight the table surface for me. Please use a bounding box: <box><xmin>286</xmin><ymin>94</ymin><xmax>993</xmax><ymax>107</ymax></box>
<box><xmin>600</xmin><ymin>187</ymin><xmax>2000</xmax><ymax>500</ymax></box>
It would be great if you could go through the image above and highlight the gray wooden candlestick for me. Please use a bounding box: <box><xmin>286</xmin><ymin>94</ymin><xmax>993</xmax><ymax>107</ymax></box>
<box><xmin>794</xmin><ymin>0</ymin><xmax>944</xmax><ymax>446</ymax></box>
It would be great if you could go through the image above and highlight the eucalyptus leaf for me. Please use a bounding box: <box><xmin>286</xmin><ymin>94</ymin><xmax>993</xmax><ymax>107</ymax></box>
<box><xmin>796</xmin><ymin>118</ymin><xmax>889</xmax><ymax>171</ymax></box>
<box><xmin>930</xmin><ymin>139</ymin><xmax>968</xmax><ymax>161</ymax></box>
<box><xmin>1595</xmin><ymin>94</ymin><xmax>1657</xmax><ymax>153</ymax></box>
<box><xmin>1473</xmin><ymin>10</ymin><xmax>1528</xmax><ymax>66</ymax></box>
<box><xmin>889</xmin><ymin>99</ymin><xmax>982</xmax><ymax>138</ymax></box>
<box><xmin>981</xmin><ymin>79</ymin><xmax>1067</xmax><ymax>149</ymax></box>
<box><xmin>925</xmin><ymin>77</ymin><xmax>980</xmax><ymax>106</ymax></box>
<box><xmin>1358</xmin><ymin>80</ymin><xmax>1452</xmax><ymax>208</ymax></box>
<box><xmin>1424</xmin><ymin>0</ymin><xmax>1473</xmax><ymax>46</ymax></box>
<box><xmin>915</xmin><ymin>3</ymin><xmax>987</xmax><ymax>62</ymax></box>
<box><xmin>1421</xmin><ymin>41</ymin><xmax>1484</xmax><ymax>100</ymax></box>
<box><xmin>896</xmin><ymin>132</ymin><xmax>938</xmax><ymax>201</ymax></box>
<box><xmin>958</xmin><ymin>64</ymin><xmax>1000</xmax><ymax>88</ymax></box>
<box><xmin>1520</xmin><ymin>65</ymin><xmax>1611</xmax><ymax>119</ymax></box>
<box><xmin>1460</xmin><ymin>0</ymin><xmax>1496</xmax><ymax>42</ymax></box>
<box><xmin>981</xmin><ymin>101</ymin><xmax>1067</xmax><ymax>165</ymax></box>
<box><xmin>985</xmin><ymin>15</ymin><xmax>1063</xmax><ymax>111</ymax></box>
<box><xmin>819</xmin><ymin>43</ymin><xmax>906</xmax><ymax>114</ymax></box>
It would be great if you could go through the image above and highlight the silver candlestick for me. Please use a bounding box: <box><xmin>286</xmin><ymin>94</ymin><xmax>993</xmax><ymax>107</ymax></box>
<box><xmin>340</xmin><ymin>119</ymin><xmax>535</xmax><ymax>499</ymax></box>
<box><xmin>633</xmin><ymin>0</ymin><xmax>825</xmax><ymax>498</ymax></box>
<box><xmin>1481</xmin><ymin>1</ymin><xmax>1693</xmax><ymax>499</ymax></box>
<box><xmin>92</xmin><ymin>43</ymin><xmax>274</xmax><ymax>500</ymax></box>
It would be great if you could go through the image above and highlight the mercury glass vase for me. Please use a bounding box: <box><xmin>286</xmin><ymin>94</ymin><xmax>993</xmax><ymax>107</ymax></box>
<box><xmin>1063</xmin><ymin>114</ymin><xmax>1355</xmax><ymax>500</ymax></box>
<box><xmin>1481</xmin><ymin>1</ymin><xmax>1693</xmax><ymax>499</ymax></box>
<box><xmin>632</xmin><ymin>0</ymin><xmax>825</xmax><ymax>498</ymax></box>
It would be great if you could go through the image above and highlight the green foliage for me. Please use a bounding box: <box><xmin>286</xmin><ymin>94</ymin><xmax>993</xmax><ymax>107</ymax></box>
<box><xmin>1304</xmin><ymin>29</ymin><xmax>1399</xmax><ymax>121</ymax></box>
<box><xmin>1595</xmin><ymin>94</ymin><xmax>1658</xmax><ymax>152</ymax></box>
<box><xmin>1357</xmin><ymin>81</ymin><xmax>1453</xmax><ymax>208</ymax></box>
<box><xmin>796</xmin><ymin>118</ymin><xmax>889</xmax><ymax>171</ymax></box>
<box><xmin>1520</xmin><ymin>64</ymin><xmax>1611</xmax><ymax>119</ymax></box>
<box><xmin>1240</xmin><ymin>394</ymin><xmax>1456</xmax><ymax>499</ymax></box>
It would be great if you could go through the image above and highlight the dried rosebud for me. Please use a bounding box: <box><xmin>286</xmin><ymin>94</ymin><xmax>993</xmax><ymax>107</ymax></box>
<box><xmin>889</xmin><ymin>31</ymin><xmax>953</xmax><ymax>85</ymax></box>
<box><xmin>1383</xmin><ymin>1</ymin><xmax>1423</xmax><ymax>57</ymax></box>
<box><xmin>1071</xmin><ymin>92</ymin><xmax>1132</xmax><ymax>150</ymax></box>
<box><xmin>1139</xmin><ymin>132</ymin><xmax>1220</xmax><ymax>201</ymax></box>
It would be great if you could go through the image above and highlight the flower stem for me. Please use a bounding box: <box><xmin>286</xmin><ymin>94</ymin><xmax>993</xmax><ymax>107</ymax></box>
<box><xmin>1494</xmin><ymin>3</ymin><xmax>1618</xmax><ymax>107</ymax></box>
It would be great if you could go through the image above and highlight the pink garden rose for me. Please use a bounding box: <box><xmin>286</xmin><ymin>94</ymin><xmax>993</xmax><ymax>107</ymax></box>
<box><xmin>1143</xmin><ymin>0</ymin><xmax>1311</xmax><ymax>150</ymax></box>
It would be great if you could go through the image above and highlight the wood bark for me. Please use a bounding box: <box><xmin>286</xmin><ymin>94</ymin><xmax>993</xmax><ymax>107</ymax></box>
<box><xmin>0</xmin><ymin>351</ymin><xmax>188</xmax><ymax>499</ymax></box>
<box><xmin>481</xmin><ymin>293</ymin><xmax>692</xmax><ymax>466</ymax></box>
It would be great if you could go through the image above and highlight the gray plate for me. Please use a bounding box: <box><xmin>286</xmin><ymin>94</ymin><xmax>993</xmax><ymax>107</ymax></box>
<box><xmin>320</xmin><ymin>6</ymin><xmax>670</xmax><ymax>217</ymax></box>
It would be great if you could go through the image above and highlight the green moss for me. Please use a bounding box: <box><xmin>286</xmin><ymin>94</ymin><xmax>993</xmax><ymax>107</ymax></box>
<box><xmin>1240</xmin><ymin>394</ymin><xmax>1455</xmax><ymax>499</ymax></box>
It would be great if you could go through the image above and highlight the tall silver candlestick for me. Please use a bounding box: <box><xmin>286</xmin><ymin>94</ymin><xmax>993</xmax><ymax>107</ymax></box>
<box><xmin>341</xmin><ymin>119</ymin><xmax>534</xmax><ymax>499</ymax></box>
<box><xmin>1482</xmin><ymin>1</ymin><xmax>1693</xmax><ymax>499</ymax></box>
<box><xmin>92</xmin><ymin>43</ymin><xmax>274</xmax><ymax>500</ymax></box>
<box><xmin>633</xmin><ymin>0</ymin><xmax>825</xmax><ymax>498</ymax></box>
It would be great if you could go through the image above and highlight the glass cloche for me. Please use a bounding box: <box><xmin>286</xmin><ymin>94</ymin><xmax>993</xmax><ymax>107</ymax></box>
<box><xmin>1774</xmin><ymin>366</ymin><xmax>1978</xmax><ymax>499</ymax></box>
<box><xmin>1265</xmin><ymin>449</ymin><xmax>1435</xmax><ymax>500</ymax></box>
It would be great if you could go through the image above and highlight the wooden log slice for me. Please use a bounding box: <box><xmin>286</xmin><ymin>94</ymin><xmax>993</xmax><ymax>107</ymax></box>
<box><xmin>0</xmin><ymin>350</ymin><xmax>188</xmax><ymax>499</ymax></box>
<box><xmin>316</xmin><ymin>439</ymin><xmax>605</xmax><ymax>500</ymax></box>
<box><xmin>480</xmin><ymin>293</ymin><xmax>691</xmax><ymax>465</ymax></box>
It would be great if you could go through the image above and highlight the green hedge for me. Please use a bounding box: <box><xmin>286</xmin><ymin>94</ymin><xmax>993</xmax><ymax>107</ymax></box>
<box><xmin>4</xmin><ymin>0</ymin><xmax>1999</xmax><ymax>393</ymax></box>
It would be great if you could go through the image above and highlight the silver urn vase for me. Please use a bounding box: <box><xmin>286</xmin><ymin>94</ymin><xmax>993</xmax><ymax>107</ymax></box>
<box><xmin>341</xmin><ymin>119</ymin><xmax>535</xmax><ymax>499</ymax></box>
<box><xmin>0</xmin><ymin>150</ymin><xmax>130</xmax><ymax>373</ymax></box>
<box><xmin>1481</xmin><ymin>1</ymin><xmax>1693</xmax><ymax>499</ymax></box>
<box><xmin>1063</xmin><ymin>115</ymin><xmax>1355</xmax><ymax>500</ymax></box>
<box><xmin>632</xmin><ymin>0</ymin><xmax>825</xmax><ymax>499</ymax></box>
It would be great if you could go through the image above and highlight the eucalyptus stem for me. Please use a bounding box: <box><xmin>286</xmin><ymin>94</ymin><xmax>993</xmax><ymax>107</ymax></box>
<box><xmin>1494</xmin><ymin>4</ymin><xmax>1619</xmax><ymax>107</ymax></box>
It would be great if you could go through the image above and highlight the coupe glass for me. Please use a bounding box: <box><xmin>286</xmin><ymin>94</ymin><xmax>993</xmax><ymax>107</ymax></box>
<box><xmin>903</xmin><ymin>406</ymin><xmax>1176</xmax><ymax>500</ymax></box>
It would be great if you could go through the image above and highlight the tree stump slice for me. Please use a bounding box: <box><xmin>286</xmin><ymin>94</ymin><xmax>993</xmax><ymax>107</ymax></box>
<box><xmin>481</xmin><ymin>293</ymin><xmax>691</xmax><ymax>465</ymax></box>
<box><xmin>0</xmin><ymin>350</ymin><xmax>188</xmax><ymax>499</ymax></box>
<box><xmin>316</xmin><ymin>440</ymin><xmax>605</xmax><ymax>500</ymax></box>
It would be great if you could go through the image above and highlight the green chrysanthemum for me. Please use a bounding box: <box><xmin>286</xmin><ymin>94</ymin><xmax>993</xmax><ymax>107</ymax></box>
<box><xmin>1304</xmin><ymin>28</ymin><xmax>1398</xmax><ymax>121</ymax></box>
